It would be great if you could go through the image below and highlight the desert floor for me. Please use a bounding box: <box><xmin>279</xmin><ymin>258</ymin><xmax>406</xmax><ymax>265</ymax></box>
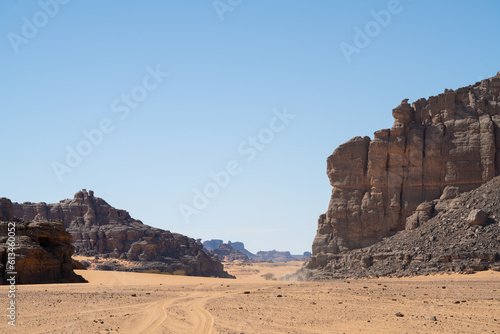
<box><xmin>0</xmin><ymin>261</ymin><xmax>499</xmax><ymax>334</ymax></box>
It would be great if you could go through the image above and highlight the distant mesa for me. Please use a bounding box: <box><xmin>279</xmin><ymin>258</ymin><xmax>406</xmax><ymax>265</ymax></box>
<box><xmin>202</xmin><ymin>239</ymin><xmax>224</xmax><ymax>251</ymax></box>
<box><xmin>8</xmin><ymin>190</ymin><xmax>233</xmax><ymax>278</ymax></box>
<box><xmin>294</xmin><ymin>72</ymin><xmax>500</xmax><ymax>280</ymax></box>
<box><xmin>209</xmin><ymin>243</ymin><xmax>250</xmax><ymax>262</ymax></box>
<box><xmin>203</xmin><ymin>239</ymin><xmax>311</xmax><ymax>262</ymax></box>
<box><xmin>253</xmin><ymin>250</ymin><xmax>300</xmax><ymax>262</ymax></box>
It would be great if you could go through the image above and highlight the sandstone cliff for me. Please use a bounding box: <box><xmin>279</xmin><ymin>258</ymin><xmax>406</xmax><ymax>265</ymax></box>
<box><xmin>11</xmin><ymin>190</ymin><xmax>232</xmax><ymax>278</ymax></box>
<box><xmin>295</xmin><ymin>175</ymin><xmax>500</xmax><ymax>279</ymax></box>
<box><xmin>310</xmin><ymin>72</ymin><xmax>500</xmax><ymax>264</ymax></box>
<box><xmin>0</xmin><ymin>199</ymin><xmax>86</xmax><ymax>284</ymax></box>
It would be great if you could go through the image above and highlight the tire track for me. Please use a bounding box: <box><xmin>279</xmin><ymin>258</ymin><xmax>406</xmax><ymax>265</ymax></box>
<box><xmin>136</xmin><ymin>291</ymin><xmax>220</xmax><ymax>334</ymax></box>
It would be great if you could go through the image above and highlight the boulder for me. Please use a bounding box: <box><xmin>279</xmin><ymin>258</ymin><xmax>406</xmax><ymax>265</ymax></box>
<box><xmin>467</xmin><ymin>209</ymin><xmax>488</xmax><ymax>226</ymax></box>
<box><xmin>0</xmin><ymin>217</ymin><xmax>86</xmax><ymax>284</ymax></box>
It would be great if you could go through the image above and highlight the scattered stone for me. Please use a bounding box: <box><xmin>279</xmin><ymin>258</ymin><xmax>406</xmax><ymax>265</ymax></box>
<box><xmin>395</xmin><ymin>312</ymin><xmax>404</xmax><ymax>317</ymax></box>
<box><xmin>429</xmin><ymin>316</ymin><xmax>437</xmax><ymax>321</ymax></box>
<box><xmin>467</xmin><ymin>210</ymin><xmax>488</xmax><ymax>226</ymax></box>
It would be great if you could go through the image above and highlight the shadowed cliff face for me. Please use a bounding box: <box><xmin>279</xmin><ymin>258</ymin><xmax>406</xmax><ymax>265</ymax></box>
<box><xmin>0</xmin><ymin>198</ymin><xmax>86</xmax><ymax>284</ymax></box>
<box><xmin>11</xmin><ymin>190</ymin><xmax>233</xmax><ymax>278</ymax></box>
<box><xmin>311</xmin><ymin>72</ymin><xmax>500</xmax><ymax>262</ymax></box>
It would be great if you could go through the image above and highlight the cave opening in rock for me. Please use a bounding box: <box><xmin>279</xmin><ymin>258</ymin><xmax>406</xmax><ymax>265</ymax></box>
<box><xmin>38</xmin><ymin>237</ymin><xmax>52</xmax><ymax>248</ymax></box>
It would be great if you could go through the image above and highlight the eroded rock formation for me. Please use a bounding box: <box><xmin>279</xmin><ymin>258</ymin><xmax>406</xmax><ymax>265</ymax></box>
<box><xmin>203</xmin><ymin>239</ymin><xmax>310</xmax><ymax>262</ymax></box>
<box><xmin>311</xmin><ymin>72</ymin><xmax>500</xmax><ymax>263</ymax></box>
<box><xmin>252</xmin><ymin>250</ymin><xmax>298</xmax><ymax>262</ymax></box>
<box><xmin>295</xmin><ymin>175</ymin><xmax>500</xmax><ymax>279</ymax></box>
<box><xmin>0</xmin><ymin>199</ymin><xmax>86</xmax><ymax>284</ymax></box>
<box><xmin>209</xmin><ymin>243</ymin><xmax>250</xmax><ymax>262</ymax></box>
<box><xmin>11</xmin><ymin>190</ymin><xmax>233</xmax><ymax>278</ymax></box>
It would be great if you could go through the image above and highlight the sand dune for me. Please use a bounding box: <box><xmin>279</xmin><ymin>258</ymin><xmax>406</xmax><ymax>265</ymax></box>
<box><xmin>0</xmin><ymin>262</ymin><xmax>499</xmax><ymax>333</ymax></box>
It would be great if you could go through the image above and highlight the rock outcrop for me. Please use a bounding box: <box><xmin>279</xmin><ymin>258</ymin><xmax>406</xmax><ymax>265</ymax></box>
<box><xmin>252</xmin><ymin>250</ymin><xmax>298</xmax><ymax>262</ymax></box>
<box><xmin>0</xmin><ymin>197</ymin><xmax>14</xmax><ymax>221</ymax></box>
<box><xmin>11</xmin><ymin>190</ymin><xmax>233</xmax><ymax>278</ymax></box>
<box><xmin>226</xmin><ymin>241</ymin><xmax>255</xmax><ymax>258</ymax></box>
<box><xmin>203</xmin><ymin>239</ymin><xmax>311</xmax><ymax>262</ymax></box>
<box><xmin>203</xmin><ymin>239</ymin><xmax>224</xmax><ymax>251</ymax></box>
<box><xmin>293</xmin><ymin>175</ymin><xmax>500</xmax><ymax>279</ymax></box>
<box><xmin>209</xmin><ymin>243</ymin><xmax>250</xmax><ymax>262</ymax></box>
<box><xmin>310</xmin><ymin>72</ymin><xmax>500</xmax><ymax>264</ymax></box>
<box><xmin>0</xmin><ymin>199</ymin><xmax>87</xmax><ymax>284</ymax></box>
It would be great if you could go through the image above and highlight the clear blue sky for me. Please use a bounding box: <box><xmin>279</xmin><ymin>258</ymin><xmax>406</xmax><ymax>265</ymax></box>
<box><xmin>1</xmin><ymin>1</ymin><xmax>499</xmax><ymax>254</ymax></box>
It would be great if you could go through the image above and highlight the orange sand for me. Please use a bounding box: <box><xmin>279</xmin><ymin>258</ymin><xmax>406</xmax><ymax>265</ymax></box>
<box><xmin>0</xmin><ymin>261</ymin><xmax>498</xmax><ymax>333</ymax></box>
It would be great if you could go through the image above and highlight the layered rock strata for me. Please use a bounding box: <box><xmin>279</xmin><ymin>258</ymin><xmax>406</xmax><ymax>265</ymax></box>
<box><xmin>209</xmin><ymin>243</ymin><xmax>250</xmax><ymax>262</ymax></box>
<box><xmin>311</xmin><ymin>72</ymin><xmax>500</xmax><ymax>263</ymax></box>
<box><xmin>11</xmin><ymin>190</ymin><xmax>232</xmax><ymax>278</ymax></box>
<box><xmin>0</xmin><ymin>199</ymin><xmax>86</xmax><ymax>284</ymax></box>
<box><xmin>295</xmin><ymin>175</ymin><xmax>500</xmax><ymax>279</ymax></box>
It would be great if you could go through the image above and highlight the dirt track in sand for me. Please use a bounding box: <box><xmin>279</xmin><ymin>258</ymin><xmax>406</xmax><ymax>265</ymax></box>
<box><xmin>0</xmin><ymin>261</ymin><xmax>499</xmax><ymax>333</ymax></box>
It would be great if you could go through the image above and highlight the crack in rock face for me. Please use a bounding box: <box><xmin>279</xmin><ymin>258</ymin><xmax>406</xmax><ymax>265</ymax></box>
<box><xmin>303</xmin><ymin>73</ymin><xmax>500</xmax><ymax>279</ymax></box>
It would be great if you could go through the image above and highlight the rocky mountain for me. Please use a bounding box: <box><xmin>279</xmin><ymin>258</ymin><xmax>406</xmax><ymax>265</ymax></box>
<box><xmin>304</xmin><ymin>72</ymin><xmax>500</xmax><ymax>278</ymax></box>
<box><xmin>11</xmin><ymin>190</ymin><xmax>233</xmax><ymax>278</ymax></box>
<box><xmin>203</xmin><ymin>240</ymin><xmax>255</xmax><ymax>259</ymax></box>
<box><xmin>252</xmin><ymin>250</ymin><xmax>298</xmax><ymax>262</ymax></box>
<box><xmin>203</xmin><ymin>239</ymin><xmax>311</xmax><ymax>262</ymax></box>
<box><xmin>209</xmin><ymin>243</ymin><xmax>250</xmax><ymax>262</ymax></box>
<box><xmin>294</xmin><ymin>175</ymin><xmax>500</xmax><ymax>279</ymax></box>
<box><xmin>0</xmin><ymin>199</ymin><xmax>86</xmax><ymax>284</ymax></box>
<box><xmin>226</xmin><ymin>241</ymin><xmax>255</xmax><ymax>258</ymax></box>
<box><xmin>203</xmin><ymin>239</ymin><xmax>224</xmax><ymax>251</ymax></box>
